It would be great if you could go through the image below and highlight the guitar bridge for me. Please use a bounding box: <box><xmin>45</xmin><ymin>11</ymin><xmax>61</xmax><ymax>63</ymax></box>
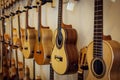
<box><xmin>54</xmin><ymin>55</ymin><xmax>63</xmax><ymax>62</ymax></box>
<box><xmin>36</xmin><ymin>50</ymin><xmax>41</xmax><ymax>54</ymax></box>
<box><xmin>24</xmin><ymin>47</ymin><xmax>28</xmax><ymax>50</ymax></box>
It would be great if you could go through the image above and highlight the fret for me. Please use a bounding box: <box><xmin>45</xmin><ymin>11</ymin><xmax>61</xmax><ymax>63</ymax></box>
<box><xmin>94</xmin><ymin>32</ymin><xmax>102</xmax><ymax>35</ymax></box>
<box><xmin>95</xmin><ymin>0</ymin><xmax>103</xmax><ymax>6</ymax></box>
<box><xmin>94</xmin><ymin>19</ymin><xmax>102</xmax><ymax>21</ymax></box>
<box><xmin>94</xmin><ymin>29</ymin><xmax>103</xmax><ymax>33</ymax></box>
<box><xmin>94</xmin><ymin>45</ymin><xmax>102</xmax><ymax>49</ymax></box>
<box><xmin>95</xmin><ymin>11</ymin><xmax>102</xmax><ymax>15</ymax></box>
<box><xmin>93</xmin><ymin>53</ymin><xmax>102</xmax><ymax>57</ymax></box>
<box><xmin>95</xmin><ymin>6</ymin><xmax>103</xmax><ymax>11</ymax></box>
<box><xmin>94</xmin><ymin>36</ymin><xmax>102</xmax><ymax>39</ymax></box>
<box><xmin>94</xmin><ymin>43</ymin><xmax>102</xmax><ymax>47</ymax></box>
<box><xmin>94</xmin><ymin>24</ymin><xmax>103</xmax><ymax>26</ymax></box>
<box><xmin>95</xmin><ymin>16</ymin><xmax>103</xmax><ymax>20</ymax></box>
<box><xmin>95</xmin><ymin>10</ymin><xmax>102</xmax><ymax>12</ymax></box>
<box><xmin>94</xmin><ymin>21</ymin><xmax>102</xmax><ymax>24</ymax></box>
<box><xmin>94</xmin><ymin>47</ymin><xmax>102</xmax><ymax>50</ymax></box>
<box><xmin>94</xmin><ymin>40</ymin><xmax>102</xmax><ymax>43</ymax></box>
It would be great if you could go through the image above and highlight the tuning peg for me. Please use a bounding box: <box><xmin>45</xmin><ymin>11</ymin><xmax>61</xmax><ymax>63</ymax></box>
<box><xmin>10</xmin><ymin>12</ymin><xmax>15</xmax><ymax>16</ymax></box>
<box><xmin>22</xmin><ymin>10</ymin><xmax>26</xmax><ymax>12</ymax></box>
<box><xmin>1</xmin><ymin>17</ymin><xmax>5</xmax><ymax>20</ymax></box>
<box><xmin>4</xmin><ymin>15</ymin><xmax>9</xmax><ymax>18</ymax></box>
<box><xmin>16</xmin><ymin>10</ymin><xmax>22</xmax><ymax>14</ymax></box>
<box><xmin>24</xmin><ymin>6</ymin><xmax>32</xmax><ymax>9</ymax></box>
<box><xmin>32</xmin><ymin>6</ymin><xmax>37</xmax><ymax>8</ymax></box>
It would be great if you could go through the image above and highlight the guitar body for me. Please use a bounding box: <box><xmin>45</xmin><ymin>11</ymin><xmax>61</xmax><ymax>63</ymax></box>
<box><xmin>21</xmin><ymin>28</ymin><xmax>25</xmax><ymax>49</ymax></box>
<box><xmin>34</xmin><ymin>27</ymin><xmax>53</xmax><ymax>65</ymax></box>
<box><xmin>13</xmin><ymin>28</ymin><xmax>18</xmax><ymax>48</ymax></box>
<box><xmin>22</xmin><ymin>28</ymin><xmax>36</xmax><ymax>58</ymax></box>
<box><xmin>86</xmin><ymin>40</ymin><xmax>120</xmax><ymax>80</ymax></box>
<box><xmin>51</xmin><ymin>27</ymin><xmax>78</xmax><ymax>74</ymax></box>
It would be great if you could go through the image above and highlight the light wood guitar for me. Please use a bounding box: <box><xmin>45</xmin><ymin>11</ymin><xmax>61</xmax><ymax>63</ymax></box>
<box><xmin>22</xmin><ymin>0</ymin><xmax>36</xmax><ymax>58</ymax></box>
<box><xmin>34</xmin><ymin>1</ymin><xmax>53</xmax><ymax>65</ymax></box>
<box><xmin>86</xmin><ymin>0</ymin><xmax>120</xmax><ymax>80</ymax></box>
<box><xmin>15</xmin><ymin>6</ymin><xmax>23</xmax><ymax>50</ymax></box>
<box><xmin>51</xmin><ymin>0</ymin><xmax>78</xmax><ymax>74</ymax></box>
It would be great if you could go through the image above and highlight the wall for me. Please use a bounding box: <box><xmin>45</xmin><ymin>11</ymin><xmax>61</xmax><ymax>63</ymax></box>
<box><xmin>0</xmin><ymin>0</ymin><xmax>120</xmax><ymax>80</ymax></box>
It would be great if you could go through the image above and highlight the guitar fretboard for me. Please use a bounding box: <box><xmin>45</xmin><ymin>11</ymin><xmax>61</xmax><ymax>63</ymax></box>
<box><xmin>93</xmin><ymin>0</ymin><xmax>103</xmax><ymax>57</ymax></box>
<box><xmin>58</xmin><ymin>0</ymin><xmax>63</xmax><ymax>32</ymax></box>
<box><xmin>18</xmin><ymin>12</ymin><xmax>21</xmax><ymax>39</ymax></box>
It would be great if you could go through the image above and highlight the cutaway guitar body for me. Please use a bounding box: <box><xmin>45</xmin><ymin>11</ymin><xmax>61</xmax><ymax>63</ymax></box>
<box><xmin>34</xmin><ymin>27</ymin><xmax>53</xmax><ymax>65</ymax></box>
<box><xmin>86</xmin><ymin>40</ymin><xmax>120</xmax><ymax>80</ymax></box>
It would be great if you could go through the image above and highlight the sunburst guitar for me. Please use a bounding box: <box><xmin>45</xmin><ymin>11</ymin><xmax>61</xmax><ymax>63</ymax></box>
<box><xmin>86</xmin><ymin>0</ymin><xmax>120</xmax><ymax>80</ymax></box>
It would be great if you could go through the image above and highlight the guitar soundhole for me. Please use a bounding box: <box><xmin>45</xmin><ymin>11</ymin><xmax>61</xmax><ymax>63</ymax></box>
<box><xmin>91</xmin><ymin>58</ymin><xmax>106</xmax><ymax>78</ymax></box>
<box><xmin>56</xmin><ymin>32</ymin><xmax>63</xmax><ymax>49</ymax></box>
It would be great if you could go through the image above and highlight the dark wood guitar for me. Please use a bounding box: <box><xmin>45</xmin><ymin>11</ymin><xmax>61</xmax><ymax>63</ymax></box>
<box><xmin>86</xmin><ymin>0</ymin><xmax>120</xmax><ymax>80</ymax></box>
<box><xmin>22</xmin><ymin>0</ymin><xmax>36</xmax><ymax>58</ymax></box>
<box><xmin>51</xmin><ymin>0</ymin><xmax>78</xmax><ymax>74</ymax></box>
<box><xmin>34</xmin><ymin>1</ymin><xmax>53</xmax><ymax>65</ymax></box>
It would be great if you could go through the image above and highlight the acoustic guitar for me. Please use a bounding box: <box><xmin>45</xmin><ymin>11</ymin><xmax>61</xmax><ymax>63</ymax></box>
<box><xmin>34</xmin><ymin>1</ymin><xmax>53</xmax><ymax>65</ymax></box>
<box><xmin>22</xmin><ymin>0</ymin><xmax>36</xmax><ymax>58</ymax></box>
<box><xmin>15</xmin><ymin>6</ymin><xmax>23</xmax><ymax>50</ymax></box>
<box><xmin>51</xmin><ymin>0</ymin><xmax>78</xmax><ymax>74</ymax></box>
<box><xmin>86</xmin><ymin>0</ymin><xmax>120</xmax><ymax>80</ymax></box>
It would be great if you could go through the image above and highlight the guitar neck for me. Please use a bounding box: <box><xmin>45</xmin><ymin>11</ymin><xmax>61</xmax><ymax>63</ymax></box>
<box><xmin>17</xmin><ymin>12</ymin><xmax>21</xmax><ymax>39</ymax></box>
<box><xmin>25</xmin><ymin>9</ymin><xmax>29</xmax><ymax>39</ymax></box>
<box><xmin>10</xmin><ymin>15</ymin><xmax>13</xmax><ymax>45</ymax></box>
<box><xmin>15</xmin><ymin>49</ymin><xmax>19</xmax><ymax>79</ymax></box>
<box><xmin>93</xmin><ymin>0</ymin><xmax>103</xmax><ymax>57</ymax></box>
<box><xmin>50</xmin><ymin>65</ymin><xmax>54</xmax><ymax>80</ymax></box>
<box><xmin>37</xmin><ymin>2</ymin><xmax>42</xmax><ymax>41</ymax></box>
<box><xmin>57</xmin><ymin>0</ymin><xmax>63</xmax><ymax>32</ymax></box>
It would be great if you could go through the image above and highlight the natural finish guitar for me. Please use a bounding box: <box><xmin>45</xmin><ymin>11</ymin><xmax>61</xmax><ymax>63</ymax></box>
<box><xmin>34</xmin><ymin>1</ymin><xmax>53</xmax><ymax>65</ymax></box>
<box><xmin>86</xmin><ymin>0</ymin><xmax>120</xmax><ymax>80</ymax></box>
<box><xmin>51</xmin><ymin>0</ymin><xmax>78</xmax><ymax>74</ymax></box>
<box><xmin>22</xmin><ymin>0</ymin><xmax>36</xmax><ymax>58</ymax></box>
